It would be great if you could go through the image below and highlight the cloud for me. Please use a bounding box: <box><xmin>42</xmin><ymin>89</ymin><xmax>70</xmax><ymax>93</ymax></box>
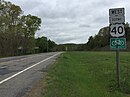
<box><xmin>79</xmin><ymin>24</ymin><xmax>91</xmax><ymax>28</ymax></box>
<box><xmin>8</xmin><ymin>0</ymin><xmax>130</xmax><ymax>44</ymax></box>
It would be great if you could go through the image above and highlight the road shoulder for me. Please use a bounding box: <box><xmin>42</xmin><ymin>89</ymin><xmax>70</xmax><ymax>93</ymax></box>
<box><xmin>24</xmin><ymin>55</ymin><xmax>59</xmax><ymax>97</ymax></box>
<box><xmin>24</xmin><ymin>77</ymin><xmax>46</xmax><ymax>97</ymax></box>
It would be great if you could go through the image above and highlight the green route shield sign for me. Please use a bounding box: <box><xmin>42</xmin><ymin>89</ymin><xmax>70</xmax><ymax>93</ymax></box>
<box><xmin>110</xmin><ymin>38</ymin><xmax>126</xmax><ymax>49</ymax></box>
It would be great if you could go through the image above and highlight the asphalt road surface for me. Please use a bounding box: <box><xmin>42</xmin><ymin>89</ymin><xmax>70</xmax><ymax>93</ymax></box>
<box><xmin>0</xmin><ymin>52</ymin><xmax>62</xmax><ymax>97</ymax></box>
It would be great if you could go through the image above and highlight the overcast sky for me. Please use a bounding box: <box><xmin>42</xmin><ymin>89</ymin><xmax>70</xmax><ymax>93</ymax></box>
<box><xmin>7</xmin><ymin>0</ymin><xmax>130</xmax><ymax>44</ymax></box>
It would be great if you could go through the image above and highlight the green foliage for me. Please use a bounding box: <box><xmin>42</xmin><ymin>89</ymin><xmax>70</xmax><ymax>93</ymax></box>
<box><xmin>54</xmin><ymin>44</ymin><xmax>84</xmax><ymax>51</ymax></box>
<box><xmin>48</xmin><ymin>39</ymin><xmax>57</xmax><ymax>51</ymax></box>
<box><xmin>20</xmin><ymin>14</ymin><xmax>41</xmax><ymax>54</ymax></box>
<box><xmin>0</xmin><ymin>0</ymin><xmax>41</xmax><ymax>56</ymax></box>
<box><xmin>86</xmin><ymin>27</ymin><xmax>109</xmax><ymax>50</ymax></box>
<box><xmin>125</xmin><ymin>24</ymin><xmax>130</xmax><ymax>41</ymax></box>
<box><xmin>86</xmin><ymin>23</ymin><xmax>130</xmax><ymax>50</ymax></box>
<box><xmin>36</xmin><ymin>37</ymin><xmax>48</xmax><ymax>52</ymax></box>
<box><xmin>21</xmin><ymin>14</ymin><xmax>41</xmax><ymax>38</ymax></box>
<box><xmin>35</xmin><ymin>36</ymin><xmax>57</xmax><ymax>53</ymax></box>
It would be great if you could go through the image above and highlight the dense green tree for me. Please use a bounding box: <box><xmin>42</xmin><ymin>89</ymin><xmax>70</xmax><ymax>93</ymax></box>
<box><xmin>125</xmin><ymin>23</ymin><xmax>130</xmax><ymax>41</ymax></box>
<box><xmin>35</xmin><ymin>37</ymin><xmax>57</xmax><ymax>53</ymax></box>
<box><xmin>86</xmin><ymin>36</ymin><xmax>95</xmax><ymax>50</ymax></box>
<box><xmin>0</xmin><ymin>0</ymin><xmax>23</xmax><ymax>56</ymax></box>
<box><xmin>36</xmin><ymin>37</ymin><xmax>48</xmax><ymax>52</ymax></box>
<box><xmin>48</xmin><ymin>39</ymin><xmax>57</xmax><ymax>51</ymax></box>
<box><xmin>20</xmin><ymin>14</ymin><xmax>41</xmax><ymax>54</ymax></box>
<box><xmin>86</xmin><ymin>22</ymin><xmax>130</xmax><ymax>50</ymax></box>
<box><xmin>21</xmin><ymin>14</ymin><xmax>41</xmax><ymax>38</ymax></box>
<box><xmin>0</xmin><ymin>0</ymin><xmax>41</xmax><ymax>56</ymax></box>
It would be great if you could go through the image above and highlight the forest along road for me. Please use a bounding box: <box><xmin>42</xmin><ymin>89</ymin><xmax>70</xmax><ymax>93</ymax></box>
<box><xmin>0</xmin><ymin>52</ymin><xmax>62</xmax><ymax>97</ymax></box>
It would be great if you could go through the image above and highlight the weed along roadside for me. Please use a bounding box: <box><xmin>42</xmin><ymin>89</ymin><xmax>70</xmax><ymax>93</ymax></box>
<box><xmin>25</xmin><ymin>52</ymin><xmax>130</xmax><ymax>97</ymax></box>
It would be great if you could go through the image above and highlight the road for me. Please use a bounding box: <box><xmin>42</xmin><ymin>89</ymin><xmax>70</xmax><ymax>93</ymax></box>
<box><xmin>0</xmin><ymin>52</ymin><xmax>62</xmax><ymax>97</ymax></box>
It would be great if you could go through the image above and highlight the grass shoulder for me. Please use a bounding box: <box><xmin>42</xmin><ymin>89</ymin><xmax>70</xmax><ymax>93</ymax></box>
<box><xmin>25</xmin><ymin>51</ymin><xmax>130</xmax><ymax>97</ymax></box>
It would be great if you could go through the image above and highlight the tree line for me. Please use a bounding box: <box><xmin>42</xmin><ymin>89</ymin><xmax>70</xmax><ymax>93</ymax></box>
<box><xmin>0</xmin><ymin>0</ymin><xmax>57</xmax><ymax>57</ymax></box>
<box><xmin>35</xmin><ymin>36</ymin><xmax>57</xmax><ymax>53</ymax></box>
<box><xmin>85</xmin><ymin>22</ymin><xmax>130</xmax><ymax>50</ymax></box>
<box><xmin>57</xmin><ymin>23</ymin><xmax>130</xmax><ymax>51</ymax></box>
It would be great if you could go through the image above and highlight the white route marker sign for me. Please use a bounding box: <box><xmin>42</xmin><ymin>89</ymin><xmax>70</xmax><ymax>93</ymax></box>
<box><xmin>110</xmin><ymin>24</ymin><xmax>125</xmax><ymax>37</ymax></box>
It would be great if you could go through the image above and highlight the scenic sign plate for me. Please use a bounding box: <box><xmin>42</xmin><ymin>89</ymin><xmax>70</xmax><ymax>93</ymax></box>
<box><xmin>109</xmin><ymin>16</ymin><xmax>125</xmax><ymax>24</ymax></box>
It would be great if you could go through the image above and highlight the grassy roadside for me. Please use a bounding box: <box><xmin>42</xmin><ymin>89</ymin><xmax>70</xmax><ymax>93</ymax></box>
<box><xmin>25</xmin><ymin>52</ymin><xmax>130</xmax><ymax>97</ymax></box>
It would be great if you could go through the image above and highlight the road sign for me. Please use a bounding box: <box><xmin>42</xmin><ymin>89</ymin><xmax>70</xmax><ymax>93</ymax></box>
<box><xmin>109</xmin><ymin>7</ymin><xmax>126</xmax><ymax>88</ymax></box>
<box><xmin>110</xmin><ymin>38</ymin><xmax>126</xmax><ymax>49</ymax></box>
<box><xmin>110</xmin><ymin>24</ymin><xmax>125</xmax><ymax>37</ymax></box>
<box><xmin>109</xmin><ymin>8</ymin><xmax>124</xmax><ymax>17</ymax></box>
<box><xmin>109</xmin><ymin>16</ymin><xmax>125</xmax><ymax>24</ymax></box>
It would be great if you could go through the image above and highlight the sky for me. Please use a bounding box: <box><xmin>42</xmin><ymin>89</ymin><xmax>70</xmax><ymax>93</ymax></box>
<box><xmin>7</xmin><ymin>0</ymin><xmax>130</xmax><ymax>44</ymax></box>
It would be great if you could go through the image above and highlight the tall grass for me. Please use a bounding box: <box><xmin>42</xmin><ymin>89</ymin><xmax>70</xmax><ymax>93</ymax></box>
<box><xmin>43</xmin><ymin>52</ymin><xmax>130</xmax><ymax>97</ymax></box>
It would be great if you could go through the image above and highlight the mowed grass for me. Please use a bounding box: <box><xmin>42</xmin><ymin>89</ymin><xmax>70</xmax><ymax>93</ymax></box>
<box><xmin>43</xmin><ymin>52</ymin><xmax>130</xmax><ymax>97</ymax></box>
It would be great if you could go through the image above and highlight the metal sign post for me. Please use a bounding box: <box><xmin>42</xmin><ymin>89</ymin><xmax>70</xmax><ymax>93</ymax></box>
<box><xmin>116</xmin><ymin>41</ymin><xmax>120</xmax><ymax>88</ymax></box>
<box><xmin>116</xmin><ymin>47</ymin><xmax>120</xmax><ymax>87</ymax></box>
<box><xmin>109</xmin><ymin>8</ymin><xmax>126</xmax><ymax>88</ymax></box>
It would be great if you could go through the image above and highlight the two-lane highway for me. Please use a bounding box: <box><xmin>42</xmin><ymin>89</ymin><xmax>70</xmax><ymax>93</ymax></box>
<box><xmin>0</xmin><ymin>52</ymin><xmax>62</xmax><ymax>97</ymax></box>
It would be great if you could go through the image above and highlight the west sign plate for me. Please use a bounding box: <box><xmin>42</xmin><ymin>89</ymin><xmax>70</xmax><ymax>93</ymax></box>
<box><xmin>110</xmin><ymin>38</ymin><xmax>126</xmax><ymax>49</ymax></box>
<box><xmin>110</xmin><ymin>24</ymin><xmax>125</xmax><ymax>37</ymax></box>
<box><xmin>109</xmin><ymin>8</ymin><xmax>125</xmax><ymax>17</ymax></box>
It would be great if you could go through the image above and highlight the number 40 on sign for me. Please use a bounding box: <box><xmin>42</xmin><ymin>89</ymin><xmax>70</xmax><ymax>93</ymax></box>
<box><xmin>110</xmin><ymin>24</ymin><xmax>125</xmax><ymax>37</ymax></box>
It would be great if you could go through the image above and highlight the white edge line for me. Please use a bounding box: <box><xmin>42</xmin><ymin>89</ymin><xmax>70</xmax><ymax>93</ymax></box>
<box><xmin>0</xmin><ymin>52</ymin><xmax>61</xmax><ymax>85</ymax></box>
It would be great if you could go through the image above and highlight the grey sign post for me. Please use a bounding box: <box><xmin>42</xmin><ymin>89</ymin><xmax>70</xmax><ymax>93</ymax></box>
<box><xmin>109</xmin><ymin>8</ymin><xmax>125</xmax><ymax>87</ymax></box>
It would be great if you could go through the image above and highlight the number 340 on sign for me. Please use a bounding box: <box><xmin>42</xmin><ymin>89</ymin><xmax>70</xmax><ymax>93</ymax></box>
<box><xmin>110</xmin><ymin>24</ymin><xmax>125</xmax><ymax>37</ymax></box>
